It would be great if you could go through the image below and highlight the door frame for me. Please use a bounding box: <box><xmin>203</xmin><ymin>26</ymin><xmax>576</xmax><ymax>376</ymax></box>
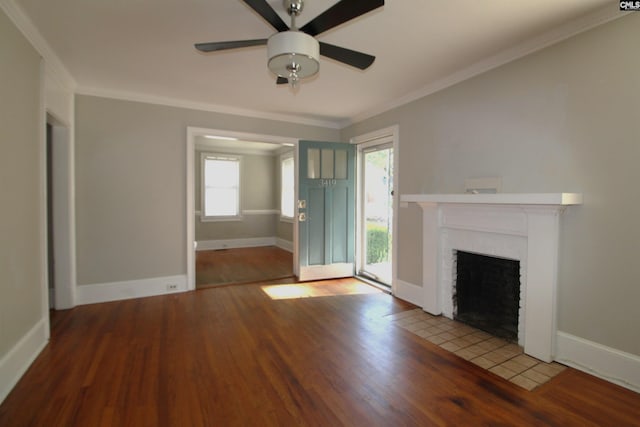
<box><xmin>185</xmin><ymin>127</ymin><xmax>299</xmax><ymax>290</ymax></box>
<box><xmin>46</xmin><ymin>112</ymin><xmax>77</xmax><ymax>310</ymax></box>
<box><xmin>358</xmin><ymin>141</ymin><xmax>394</xmax><ymax>285</ymax></box>
<box><xmin>350</xmin><ymin>125</ymin><xmax>399</xmax><ymax>292</ymax></box>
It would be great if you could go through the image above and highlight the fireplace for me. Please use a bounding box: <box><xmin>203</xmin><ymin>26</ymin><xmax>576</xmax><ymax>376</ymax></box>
<box><xmin>453</xmin><ymin>251</ymin><xmax>521</xmax><ymax>342</ymax></box>
<box><xmin>440</xmin><ymin>219</ymin><xmax>528</xmax><ymax>348</ymax></box>
<box><xmin>400</xmin><ymin>193</ymin><xmax>582</xmax><ymax>362</ymax></box>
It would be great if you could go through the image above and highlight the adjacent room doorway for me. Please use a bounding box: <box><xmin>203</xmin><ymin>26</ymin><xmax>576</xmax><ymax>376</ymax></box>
<box><xmin>185</xmin><ymin>127</ymin><xmax>299</xmax><ymax>290</ymax></box>
<box><xmin>46</xmin><ymin>113</ymin><xmax>76</xmax><ymax>310</ymax></box>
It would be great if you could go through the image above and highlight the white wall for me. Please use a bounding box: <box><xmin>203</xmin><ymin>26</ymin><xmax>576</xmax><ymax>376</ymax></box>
<box><xmin>343</xmin><ymin>14</ymin><xmax>640</xmax><ymax>361</ymax></box>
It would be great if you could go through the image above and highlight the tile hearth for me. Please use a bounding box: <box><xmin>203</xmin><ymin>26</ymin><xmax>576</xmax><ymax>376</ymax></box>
<box><xmin>387</xmin><ymin>309</ymin><xmax>566</xmax><ymax>390</ymax></box>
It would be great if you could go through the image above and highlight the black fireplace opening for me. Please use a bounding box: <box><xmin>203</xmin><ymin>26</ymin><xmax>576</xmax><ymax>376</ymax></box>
<box><xmin>453</xmin><ymin>251</ymin><xmax>521</xmax><ymax>342</ymax></box>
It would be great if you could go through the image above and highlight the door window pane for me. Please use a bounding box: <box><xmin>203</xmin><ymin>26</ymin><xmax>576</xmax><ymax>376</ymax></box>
<box><xmin>321</xmin><ymin>149</ymin><xmax>334</xmax><ymax>179</ymax></box>
<box><xmin>335</xmin><ymin>150</ymin><xmax>347</xmax><ymax>179</ymax></box>
<box><xmin>307</xmin><ymin>148</ymin><xmax>320</xmax><ymax>179</ymax></box>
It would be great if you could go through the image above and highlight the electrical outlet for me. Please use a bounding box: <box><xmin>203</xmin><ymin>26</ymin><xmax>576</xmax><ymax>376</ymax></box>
<box><xmin>166</xmin><ymin>284</ymin><xmax>179</xmax><ymax>291</ymax></box>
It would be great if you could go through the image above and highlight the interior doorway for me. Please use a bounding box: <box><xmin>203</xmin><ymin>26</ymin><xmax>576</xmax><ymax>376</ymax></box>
<box><xmin>45</xmin><ymin>113</ymin><xmax>76</xmax><ymax>309</ymax></box>
<box><xmin>186</xmin><ymin>127</ymin><xmax>299</xmax><ymax>291</ymax></box>
<box><xmin>46</xmin><ymin>123</ymin><xmax>54</xmax><ymax>307</ymax></box>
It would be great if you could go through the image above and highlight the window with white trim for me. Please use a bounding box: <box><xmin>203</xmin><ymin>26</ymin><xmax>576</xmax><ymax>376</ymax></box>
<box><xmin>280</xmin><ymin>153</ymin><xmax>294</xmax><ymax>220</ymax></box>
<box><xmin>201</xmin><ymin>153</ymin><xmax>241</xmax><ymax>220</ymax></box>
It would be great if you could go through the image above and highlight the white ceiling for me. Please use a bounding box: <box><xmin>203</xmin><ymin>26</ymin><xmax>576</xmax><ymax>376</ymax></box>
<box><xmin>16</xmin><ymin>0</ymin><xmax>615</xmax><ymax>127</ymax></box>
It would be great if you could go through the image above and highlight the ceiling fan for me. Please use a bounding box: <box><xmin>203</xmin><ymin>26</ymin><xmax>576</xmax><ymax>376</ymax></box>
<box><xmin>195</xmin><ymin>0</ymin><xmax>384</xmax><ymax>88</ymax></box>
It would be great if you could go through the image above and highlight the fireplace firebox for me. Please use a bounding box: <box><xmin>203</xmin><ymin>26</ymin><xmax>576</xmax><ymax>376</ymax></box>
<box><xmin>454</xmin><ymin>251</ymin><xmax>520</xmax><ymax>342</ymax></box>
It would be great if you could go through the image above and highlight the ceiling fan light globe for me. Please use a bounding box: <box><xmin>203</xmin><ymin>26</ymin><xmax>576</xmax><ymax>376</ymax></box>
<box><xmin>267</xmin><ymin>31</ymin><xmax>319</xmax><ymax>79</ymax></box>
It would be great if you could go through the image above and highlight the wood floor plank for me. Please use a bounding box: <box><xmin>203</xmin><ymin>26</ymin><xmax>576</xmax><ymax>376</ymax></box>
<box><xmin>196</xmin><ymin>246</ymin><xmax>293</xmax><ymax>288</ymax></box>
<box><xmin>1</xmin><ymin>278</ymin><xmax>638</xmax><ymax>426</ymax></box>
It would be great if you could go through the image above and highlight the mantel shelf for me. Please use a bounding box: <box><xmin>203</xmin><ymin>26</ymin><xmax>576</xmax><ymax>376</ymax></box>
<box><xmin>401</xmin><ymin>193</ymin><xmax>582</xmax><ymax>206</ymax></box>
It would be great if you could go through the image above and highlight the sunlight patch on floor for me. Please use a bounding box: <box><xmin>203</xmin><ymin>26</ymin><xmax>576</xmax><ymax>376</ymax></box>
<box><xmin>261</xmin><ymin>281</ymin><xmax>382</xmax><ymax>300</ymax></box>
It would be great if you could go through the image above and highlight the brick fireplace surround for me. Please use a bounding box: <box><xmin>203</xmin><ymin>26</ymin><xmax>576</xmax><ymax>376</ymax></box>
<box><xmin>401</xmin><ymin>193</ymin><xmax>582</xmax><ymax>362</ymax></box>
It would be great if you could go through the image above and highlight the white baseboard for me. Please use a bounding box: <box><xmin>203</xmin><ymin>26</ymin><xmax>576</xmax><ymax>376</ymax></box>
<box><xmin>0</xmin><ymin>318</ymin><xmax>49</xmax><ymax>404</ymax></box>
<box><xmin>393</xmin><ymin>279</ymin><xmax>424</xmax><ymax>307</ymax></box>
<box><xmin>77</xmin><ymin>274</ymin><xmax>188</xmax><ymax>305</ymax></box>
<box><xmin>275</xmin><ymin>238</ymin><xmax>293</xmax><ymax>253</ymax></box>
<box><xmin>196</xmin><ymin>237</ymin><xmax>276</xmax><ymax>251</ymax></box>
<box><xmin>556</xmin><ymin>331</ymin><xmax>640</xmax><ymax>393</ymax></box>
<box><xmin>196</xmin><ymin>237</ymin><xmax>293</xmax><ymax>252</ymax></box>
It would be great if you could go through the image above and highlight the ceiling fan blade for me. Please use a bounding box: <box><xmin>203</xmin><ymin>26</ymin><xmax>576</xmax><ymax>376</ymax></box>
<box><xmin>195</xmin><ymin>39</ymin><xmax>268</xmax><ymax>52</ymax></box>
<box><xmin>319</xmin><ymin>42</ymin><xmax>375</xmax><ymax>70</ymax></box>
<box><xmin>300</xmin><ymin>0</ymin><xmax>384</xmax><ymax>36</ymax></box>
<box><xmin>242</xmin><ymin>0</ymin><xmax>289</xmax><ymax>32</ymax></box>
<box><xmin>276</xmin><ymin>76</ymin><xmax>288</xmax><ymax>85</ymax></box>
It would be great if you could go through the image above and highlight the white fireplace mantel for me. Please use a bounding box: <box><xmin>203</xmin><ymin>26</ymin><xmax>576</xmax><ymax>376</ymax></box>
<box><xmin>400</xmin><ymin>193</ymin><xmax>582</xmax><ymax>362</ymax></box>
<box><xmin>401</xmin><ymin>192</ymin><xmax>582</xmax><ymax>206</ymax></box>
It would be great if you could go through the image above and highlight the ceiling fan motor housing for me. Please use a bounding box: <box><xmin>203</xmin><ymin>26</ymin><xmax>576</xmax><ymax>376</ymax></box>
<box><xmin>284</xmin><ymin>0</ymin><xmax>304</xmax><ymax>17</ymax></box>
<box><xmin>267</xmin><ymin>31</ymin><xmax>319</xmax><ymax>79</ymax></box>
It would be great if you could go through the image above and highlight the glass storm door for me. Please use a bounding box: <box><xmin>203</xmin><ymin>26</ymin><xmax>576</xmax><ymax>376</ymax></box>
<box><xmin>297</xmin><ymin>141</ymin><xmax>355</xmax><ymax>281</ymax></box>
<box><xmin>360</xmin><ymin>144</ymin><xmax>393</xmax><ymax>285</ymax></box>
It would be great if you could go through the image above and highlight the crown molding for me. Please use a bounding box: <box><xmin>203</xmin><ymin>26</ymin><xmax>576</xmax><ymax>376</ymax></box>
<box><xmin>0</xmin><ymin>0</ymin><xmax>76</xmax><ymax>91</ymax></box>
<box><xmin>76</xmin><ymin>86</ymin><xmax>342</xmax><ymax>130</ymax></box>
<box><xmin>341</xmin><ymin>5</ymin><xmax>628</xmax><ymax>128</ymax></box>
<box><xmin>194</xmin><ymin>142</ymin><xmax>280</xmax><ymax>157</ymax></box>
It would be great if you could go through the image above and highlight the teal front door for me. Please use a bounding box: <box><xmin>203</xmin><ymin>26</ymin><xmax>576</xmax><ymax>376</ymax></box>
<box><xmin>297</xmin><ymin>141</ymin><xmax>355</xmax><ymax>281</ymax></box>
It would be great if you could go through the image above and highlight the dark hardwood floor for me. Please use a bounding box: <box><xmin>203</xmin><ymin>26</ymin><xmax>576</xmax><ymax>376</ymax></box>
<box><xmin>196</xmin><ymin>246</ymin><xmax>293</xmax><ymax>288</ymax></box>
<box><xmin>1</xmin><ymin>278</ymin><xmax>638</xmax><ymax>426</ymax></box>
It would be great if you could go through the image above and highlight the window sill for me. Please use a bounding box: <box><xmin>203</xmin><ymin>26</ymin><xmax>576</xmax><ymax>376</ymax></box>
<box><xmin>200</xmin><ymin>215</ymin><xmax>243</xmax><ymax>223</ymax></box>
<box><xmin>280</xmin><ymin>216</ymin><xmax>294</xmax><ymax>223</ymax></box>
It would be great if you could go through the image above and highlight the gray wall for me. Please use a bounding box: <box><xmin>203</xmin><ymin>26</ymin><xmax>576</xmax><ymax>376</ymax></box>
<box><xmin>0</xmin><ymin>9</ymin><xmax>44</xmax><ymax>360</ymax></box>
<box><xmin>276</xmin><ymin>218</ymin><xmax>294</xmax><ymax>242</ymax></box>
<box><xmin>75</xmin><ymin>95</ymin><xmax>338</xmax><ymax>286</ymax></box>
<box><xmin>194</xmin><ymin>149</ymin><xmax>278</xmax><ymax>240</ymax></box>
<box><xmin>342</xmin><ymin>14</ymin><xmax>640</xmax><ymax>356</ymax></box>
<box><xmin>195</xmin><ymin>215</ymin><xmax>276</xmax><ymax>241</ymax></box>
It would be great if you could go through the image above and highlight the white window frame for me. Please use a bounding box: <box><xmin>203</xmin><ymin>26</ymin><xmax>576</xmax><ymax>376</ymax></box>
<box><xmin>200</xmin><ymin>152</ymin><xmax>242</xmax><ymax>222</ymax></box>
<box><xmin>280</xmin><ymin>151</ymin><xmax>294</xmax><ymax>222</ymax></box>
